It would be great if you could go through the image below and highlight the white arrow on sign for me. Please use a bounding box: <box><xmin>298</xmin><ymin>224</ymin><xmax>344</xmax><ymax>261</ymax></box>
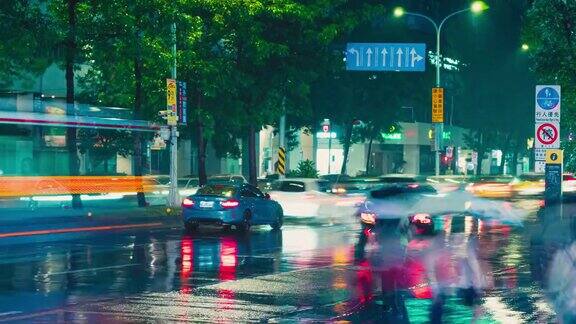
<box><xmin>410</xmin><ymin>48</ymin><xmax>423</xmax><ymax>67</ymax></box>
<box><xmin>366</xmin><ymin>48</ymin><xmax>373</xmax><ymax>67</ymax></box>
<box><xmin>381</xmin><ymin>48</ymin><xmax>388</xmax><ymax>67</ymax></box>
<box><xmin>396</xmin><ymin>48</ymin><xmax>403</xmax><ymax>67</ymax></box>
<box><xmin>349</xmin><ymin>48</ymin><xmax>360</xmax><ymax>66</ymax></box>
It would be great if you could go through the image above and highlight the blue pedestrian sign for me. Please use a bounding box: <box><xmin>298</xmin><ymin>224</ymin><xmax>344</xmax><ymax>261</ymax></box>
<box><xmin>346</xmin><ymin>43</ymin><xmax>426</xmax><ymax>72</ymax></box>
<box><xmin>537</xmin><ymin>86</ymin><xmax>560</xmax><ymax>110</ymax></box>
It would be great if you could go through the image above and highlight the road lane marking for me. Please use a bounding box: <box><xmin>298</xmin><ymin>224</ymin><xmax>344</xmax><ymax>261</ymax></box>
<box><xmin>40</xmin><ymin>264</ymin><xmax>139</xmax><ymax>276</ymax></box>
<box><xmin>0</xmin><ymin>222</ymin><xmax>163</xmax><ymax>239</ymax></box>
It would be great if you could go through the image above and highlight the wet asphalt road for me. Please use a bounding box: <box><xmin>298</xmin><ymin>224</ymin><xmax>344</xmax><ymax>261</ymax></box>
<box><xmin>0</xmin><ymin>202</ymin><xmax>568</xmax><ymax>323</ymax></box>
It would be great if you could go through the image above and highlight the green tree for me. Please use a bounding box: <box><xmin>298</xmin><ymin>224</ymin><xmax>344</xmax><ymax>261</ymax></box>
<box><xmin>287</xmin><ymin>159</ymin><xmax>319</xmax><ymax>178</ymax></box>
<box><xmin>524</xmin><ymin>0</ymin><xmax>576</xmax><ymax>170</ymax></box>
<box><xmin>78</xmin><ymin>129</ymin><xmax>133</xmax><ymax>174</ymax></box>
<box><xmin>76</xmin><ymin>0</ymin><xmax>174</xmax><ymax>205</ymax></box>
<box><xmin>0</xmin><ymin>1</ymin><xmax>52</xmax><ymax>90</ymax></box>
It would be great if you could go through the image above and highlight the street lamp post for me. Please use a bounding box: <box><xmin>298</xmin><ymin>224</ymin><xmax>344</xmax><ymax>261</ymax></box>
<box><xmin>394</xmin><ymin>1</ymin><xmax>488</xmax><ymax>176</ymax></box>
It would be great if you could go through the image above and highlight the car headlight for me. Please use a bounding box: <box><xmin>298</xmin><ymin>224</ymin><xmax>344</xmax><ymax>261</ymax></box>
<box><xmin>360</xmin><ymin>212</ymin><xmax>376</xmax><ymax>225</ymax></box>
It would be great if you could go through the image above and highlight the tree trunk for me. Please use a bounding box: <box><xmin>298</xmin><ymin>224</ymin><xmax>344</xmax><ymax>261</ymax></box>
<box><xmin>476</xmin><ymin>133</ymin><xmax>484</xmax><ymax>176</ymax></box>
<box><xmin>365</xmin><ymin>133</ymin><xmax>374</xmax><ymax>176</ymax></box>
<box><xmin>196</xmin><ymin>121</ymin><xmax>207</xmax><ymax>186</ymax></box>
<box><xmin>66</xmin><ymin>0</ymin><xmax>82</xmax><ymax>209</ymax></box>
<box><xmin>499</xmin><ymin>137</ymin><xmax>510</xmax><ymax>175</ymax></box>
<box><xmin>133</xmin><ymin>28</ymin><xmax>147</xmax><ymax>207</ymax></box>
<box><xmin>511</xmin><ymin>143</ymin><xmax>520</xmax><ymax>176</ymax></box>
<box><xmin>195</xmin><ymin>94</ymin><xmax>207</xmax><ymax>186</ymax></box>
<box><xmin>248</xmin><ymin>125</ymin><xmax>257</xmax><ymax>186</ymax></box>
<box><xmin>340</xmin><ymin>120</ymin><xmax>354</xmax><ymax>176</ymax></box>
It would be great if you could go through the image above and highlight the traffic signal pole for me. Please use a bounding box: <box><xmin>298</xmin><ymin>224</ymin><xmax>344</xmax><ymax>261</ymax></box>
<box><xmin>168</xmin><ymin>22</ymin><xmax>179</xmax><ymax>208</ymax></box>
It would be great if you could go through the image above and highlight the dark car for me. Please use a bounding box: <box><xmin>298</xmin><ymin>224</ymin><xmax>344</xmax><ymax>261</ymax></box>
<box><xmin>182</xmin><ymin>183</ymin><xmax>283</xmax><ymax>232</ymax></box>
<box><xmin>357</xmin><ymin>183</ymin><xmax>439</xmax><ymax>238</ymax></box>
<box><xmin>207</xmin><ymin>174</ymin><xmax>247</xmax><ymax>185</ymax></box>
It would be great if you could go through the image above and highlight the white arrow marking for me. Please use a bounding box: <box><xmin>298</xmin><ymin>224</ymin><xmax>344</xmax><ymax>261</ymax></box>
<box><xmin>396</xmin><ymin>48</ymin><xmax>403</xmax><ymax>67</ymax></box>
<box><xmin>349</xmin><ymin>48</ymin><xmax>360</xmax><ymax>66</ymax></box>
<box><xmin>366</xmin><ymin>48</ymin><xmax>373</xmax><ymax>67</ymax></box>
<box><xmin>381</xmin><ymin>48</ymin><xmax>388</xmax><ymax>67</ymax></box>
<box><xmin>405</xmin><ymin>47</ymin><xmax>409</xmax><ymax>67</ymax></box>
<box><xmin>410</xmin><ymin>48</ymin><xmax>423</xmax><ymax>67</ymax></box>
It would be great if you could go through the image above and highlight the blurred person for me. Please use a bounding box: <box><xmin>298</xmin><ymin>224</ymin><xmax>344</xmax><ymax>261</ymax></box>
<box><xmin>426</xmin><ymin>217</ymin><xmax>490</xmax><ymax>323</ymax></box>
<box><xmin>546</xmin><ymin>239</ymin><xmax>576</xmax><ymax>323</ymax></box>
<box><xmin>371</xmin><ymin>217</ymin><xmax>410</xmax><ymax>320</ymax></box>
<box><xmin>354</xmin><ymin>214</ymin><xmax>410</xmax><ymax>322</ymax></box>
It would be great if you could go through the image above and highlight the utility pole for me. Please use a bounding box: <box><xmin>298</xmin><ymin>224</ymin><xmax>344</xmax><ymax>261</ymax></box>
<box><xmin>394</xmin><ymin>2</ymin><xmax>488</xmax><ymax>176</ymax></box>
<box><xmin>168</xmin><ymin>22</ymin><xmax>179</xmax><ymax>208</ymax></box>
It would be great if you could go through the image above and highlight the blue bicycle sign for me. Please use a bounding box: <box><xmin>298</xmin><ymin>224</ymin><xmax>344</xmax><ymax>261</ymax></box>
<box><xmin>536</xmin><ymin>87</ymin><xmax>560</xmax><ymax>110</ymax></box>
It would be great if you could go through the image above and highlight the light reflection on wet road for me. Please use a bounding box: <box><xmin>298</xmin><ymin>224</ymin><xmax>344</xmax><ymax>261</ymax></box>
<box><xmin>0</xmin><ymin>207</ymin><xmax>565</xmax><ymax>323</ymax></box>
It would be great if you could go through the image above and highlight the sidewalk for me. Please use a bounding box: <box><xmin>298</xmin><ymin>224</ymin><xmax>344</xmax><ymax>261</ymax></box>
<box><xmin>0</xmin><ymin>204</ymin><xmax>182</xmax><ymax>245</ymax></box>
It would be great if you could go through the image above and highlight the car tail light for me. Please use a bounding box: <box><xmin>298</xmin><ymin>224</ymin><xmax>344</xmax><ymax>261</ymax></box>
<box><xmin>412</xmin><ymin>213</ymin><xmax>431</xmax><ymax>224</ymax></box>
<box><xmin>360</xmin><ymin>212</ymin><xmax>377</xmax><ymax>225</ymax></box>
<box><xmin>182</xmin><ymin>198</ymin><xmax>195</xmax><ymax>208</ymax></box>
<box><xmin>220</xmin><ymin>199</ymin><xmax>240</xmax><ymax>209</ymax></box>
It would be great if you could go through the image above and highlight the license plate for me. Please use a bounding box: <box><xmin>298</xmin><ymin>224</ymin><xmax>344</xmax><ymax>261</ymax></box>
<box><xmin>199</xmin><ymin>201</ymin><xmax>214</xmax><ymax>208</ymax></box>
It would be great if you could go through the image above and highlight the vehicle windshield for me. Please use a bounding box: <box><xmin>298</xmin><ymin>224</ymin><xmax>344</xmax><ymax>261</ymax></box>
<box><xmin>371</xmin><ymin>184</ymin><xmax>437</xmax><ymax>198</ymax></box>
<box><xmin>196</xmin><ymin>185</ymin><xmax>236</xmax><ymax>197</ymax></box>
<box><xmin>518</xmin><ymin>174</ymin><xmax>544</xmax><ymax>182</ymax></box>
<box><xmin>379</xmin><ymin>177</ymin><xmax>421</xmax><ymax>183</ymax></box>
<box><xmin>272</xmin><ymin>181</ymin><xmax>306</xmax><ymax>192</ymax></box>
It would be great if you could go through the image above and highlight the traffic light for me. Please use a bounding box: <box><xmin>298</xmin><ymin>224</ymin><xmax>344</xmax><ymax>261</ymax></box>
<box><xmin>321</xmin><ymin>118</ymin><xmax>331</xmax><ymax>133</ymax></box>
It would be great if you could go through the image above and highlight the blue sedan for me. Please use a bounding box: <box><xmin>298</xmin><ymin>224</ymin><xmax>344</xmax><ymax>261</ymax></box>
<box><xmin>182</xmin><ymin>183</ymin><xmax>283</xmax><ymax>232</ymax></box>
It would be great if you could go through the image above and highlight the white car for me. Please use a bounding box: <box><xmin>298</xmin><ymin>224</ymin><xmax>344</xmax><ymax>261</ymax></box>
<box><xmin>268</xmin><ymin>178</ymin><xmax>359</xmax><ymax>220</ymax></box>
<box><xmin>268</xmin><ymin>178</ymin><xmax>331</xmax><ymax>217</ymax></box>
<box><xmin>178</xmin><ymin>178</ymin><xmax>199</xmax><ymax>197</ymax></box>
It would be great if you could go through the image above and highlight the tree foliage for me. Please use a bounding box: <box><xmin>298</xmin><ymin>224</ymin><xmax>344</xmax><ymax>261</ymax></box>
<box><xmin>524</xmin><ymin>0</ymin><xmax>576</xmax><ymax>170</ymax></box>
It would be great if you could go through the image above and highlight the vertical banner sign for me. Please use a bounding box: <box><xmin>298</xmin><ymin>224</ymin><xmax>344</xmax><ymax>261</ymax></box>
<box><xmin>166</xmin><ymin>79</ymin><xmax>177</xmax><ymax>114</ymax></box>
<box><xmin>277</xmin><ymin>147</ymin><xmax>286</xmax><ymax>175</ymax></box>
<box><xmin>177</xmin><ymin>81</ymin><xmax>187</xmax><ymax>126</ymax></box>
<box><xmin>432</xmin><ymin>87</ymin><xmax>444</xmax><ymax>123</ymax></box>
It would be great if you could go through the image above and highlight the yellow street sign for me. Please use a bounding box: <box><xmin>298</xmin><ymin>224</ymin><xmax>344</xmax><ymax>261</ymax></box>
<box><xmin>546</xmin><ymin>149</ymin><xmax>563</xmax><ymax>164</ymax></box>
<box><xmin>166</xmin><ymin>79</ymin><xmax>177</xmax><ymax>109</ymax></box>
<box><xmin>277</xmin><ymin>147</ymin><xmax>286</xmax><ymax>175</ymax></box>
<box><xmin>432</xmin><ymin>87</ymin><xmax>444</xmax><ymax>123</ymax></box>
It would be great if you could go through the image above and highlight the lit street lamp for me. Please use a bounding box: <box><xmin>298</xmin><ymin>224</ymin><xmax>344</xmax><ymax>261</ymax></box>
<box><xmin>521</xmin><ymin>43</ymin><xmax>530</xmax><ymax>51</ymax></box>
<box><xmin>394</xmin><ymin>1</ymin><xmax>488</xmax><ymax>176</ymax></box>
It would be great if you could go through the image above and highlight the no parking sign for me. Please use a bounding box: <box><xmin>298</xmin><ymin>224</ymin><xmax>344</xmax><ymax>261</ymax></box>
<box><xmin>535</xmin><ymin>122</ymin><xmax>560</xmax><ymax>148</ymax></box>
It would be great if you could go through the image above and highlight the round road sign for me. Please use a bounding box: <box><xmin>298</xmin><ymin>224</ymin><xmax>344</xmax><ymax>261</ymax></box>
<box><xmin>536</xmin><ymin>123</ymin><xmax>558</xmax><ymax>145</ymax></box>
<box><xmin>551</xmin><ymin>153</ymin><xmax>558</xmax><ymax>161</ymax></box>
<box><xmin>537</xmin><ymin>87</ymin><xmax>560</xmax><ymax>110</ymax></box>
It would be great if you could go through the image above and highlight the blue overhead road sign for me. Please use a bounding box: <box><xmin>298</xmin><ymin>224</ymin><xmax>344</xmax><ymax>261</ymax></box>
<box><xmin>346</xmin><ymin>43</ymin><xmax>426</xmax><ymax>72</ymax></box>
